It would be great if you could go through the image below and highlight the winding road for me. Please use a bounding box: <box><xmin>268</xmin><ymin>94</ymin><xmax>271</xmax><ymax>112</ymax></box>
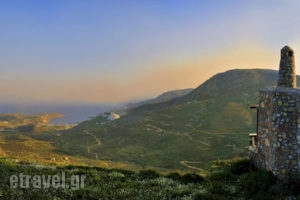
<box><xmin>180</xmin><ymin>160</ymin><xmax>204</xmax><ymax>172</ymax></box>
<box><xmin>84</xmin><ymin>130</ymin><xmax>101</xmax><ymax>160</ymax></box>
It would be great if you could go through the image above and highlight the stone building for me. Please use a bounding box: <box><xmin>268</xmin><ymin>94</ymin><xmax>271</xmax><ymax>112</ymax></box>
<box><xmin>252</xmin><ymin>46</ymin><xmax>300</xmax><ymax>180</ymax></box>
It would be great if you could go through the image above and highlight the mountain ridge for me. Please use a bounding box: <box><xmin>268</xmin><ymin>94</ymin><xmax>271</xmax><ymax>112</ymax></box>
<box><xmin>125</xmin><ymin>88</ymin><xmax>193</xmax><ymax>110</ymax></box>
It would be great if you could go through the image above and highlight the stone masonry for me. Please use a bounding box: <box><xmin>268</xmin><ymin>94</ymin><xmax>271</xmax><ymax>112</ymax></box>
<box><xmin>255</xmin><ymin>46</ymin><xmax>300</xmax><ymax>180</ymax></box>
<box><xmin>278</xmin><ymin>46</ymin><xmax>296</xmax><ymax>88</ymax></box>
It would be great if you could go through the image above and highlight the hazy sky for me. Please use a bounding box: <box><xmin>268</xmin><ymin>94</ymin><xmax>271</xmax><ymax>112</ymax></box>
<box><xmin>1</xmin><ymin>0</ymin><xmax>300</xmax><ymax>104</ymax></box>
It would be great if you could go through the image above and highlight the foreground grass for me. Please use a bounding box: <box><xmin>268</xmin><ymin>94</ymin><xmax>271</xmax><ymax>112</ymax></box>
<box><xmin>0</xmin><ymin>158</ymin><xmax>299</xmax><ymax>200</ymax></box>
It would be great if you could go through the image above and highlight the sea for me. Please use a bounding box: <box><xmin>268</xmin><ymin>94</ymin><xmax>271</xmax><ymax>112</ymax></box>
<box><xmin>0</xmin><ymin>103</ymin><xmax>119</xmax><ymax>125</ymax></box>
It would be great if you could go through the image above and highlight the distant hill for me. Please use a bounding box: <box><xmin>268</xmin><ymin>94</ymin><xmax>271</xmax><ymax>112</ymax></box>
<box><xmin>125</xmin><ymin>88</ymin><xmax>193</xmax><ymax>109</ymax></box>
<box><xmin>179</xmin><ymin>69</ymin><xmax>278</xmax><ymax>103</ymax></box>
<box><xmin>55</xmin><ymin>69</ymin><xmax>289</xmax><ymax>171</ymax></box>
<box><xmin>0</xmin><ymin>113</ymin><xmax>64</xmax><ymax>132</ymax></box>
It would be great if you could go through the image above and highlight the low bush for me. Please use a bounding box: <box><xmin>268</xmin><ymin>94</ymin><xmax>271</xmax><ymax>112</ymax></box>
<box><xmin>229</xmin><ymin>159</ymin><xmax>254</xmax><ymax>175</ymax></box>
<box><xmin>138</xmin><ymin>169</ymin><xmax>160</xmax><ymax>180</ymax></box>
<box><xmin>166</xmin><ymin>172</ymin><xmax>204</xmax><ymax>184</ymax></box>
<box><xmin>182</xmin><ymin>173</ymin><xmax>205</xmax><ymax>184</ymax></box>
<box><xmin>239</xmin><ymin>169</ymin><xmax>279</xmax><ymax>198</ymax></box>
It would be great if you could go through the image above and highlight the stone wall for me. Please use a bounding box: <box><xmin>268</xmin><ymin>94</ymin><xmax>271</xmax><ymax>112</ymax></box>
<box><xmin>253</xmin><ymin>45</ymin><xmax>300</xmax><ymax>180</ymax></box>
<box><xmin>256</xmin><ymin>87</ymin><xmax>300</xmax><ymax>179</ymax></box>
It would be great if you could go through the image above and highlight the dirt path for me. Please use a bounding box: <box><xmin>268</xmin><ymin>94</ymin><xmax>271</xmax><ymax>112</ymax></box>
<box><xmin>84</xmin><ymin>130</ymin><xmax>101</xmax><ymax>160</ymax></box>
<box><xmin>84</xmin><ymin>130</ymin><xmax>101</xmax><ymax>145</ymax></box>
<box><xmin>180</xmin><ymin>160</ymin><xmax>204</xmax><ymax>172</ymax></box>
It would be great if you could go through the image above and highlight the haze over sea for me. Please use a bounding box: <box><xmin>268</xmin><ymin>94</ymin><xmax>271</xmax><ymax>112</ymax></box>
<box><xmin>0</xmin><ymin>103</ymin><xmax>116</xmax><ymax>124</ymax></box>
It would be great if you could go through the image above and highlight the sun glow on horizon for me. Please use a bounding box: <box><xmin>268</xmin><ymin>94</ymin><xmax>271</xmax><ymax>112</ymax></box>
<box><xmin>1</xmin><ymin>1</ymin><xmax>300</xmax><ymax>104</ymax></box>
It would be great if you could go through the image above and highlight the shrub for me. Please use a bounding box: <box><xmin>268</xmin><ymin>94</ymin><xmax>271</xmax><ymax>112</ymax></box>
<box><xmin>166</xmin><ymin>172</ymin><xmax>204</xmax><ymax>184</ymax></box>
<box><xmin>109</xmin><ymin>168</ymin><xmax>134</xmax><ymax>177</ymax></box>
<box><xmin>208</xmin><ymin>170</ymin><xmax>235</xmax><ymax>183</ymax></box>
<box><xmin>229</xmin><ymin>159</ymin><xmax>254</xmax><ymax>175</ymax></box>
<box><xmin>239</xmin><ymin>169</ymin><xmax>278</xmax><ymax>198</ymax></box>
<box><xmin>166</xmin><ymin>172</ymin><xmax>182</xmax><ymax>182</ymax></box>
<box><xmin>182</xmin><ymin>173</ymin><xmax>205</xmax><ymax>184</ymax></box>
<box><xmin>138</xmin><ymin>169</ymin><xmax>160</xmax><ymax>180</ymax></box>
<box><xmin>283</xmin><ymin>177</ymin><xmax>300</xmax><ymax>196</ymax></box>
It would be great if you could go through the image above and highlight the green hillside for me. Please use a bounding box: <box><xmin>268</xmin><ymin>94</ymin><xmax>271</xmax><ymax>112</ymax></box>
<box><xmin>54</xmin><ymin>69</ymin><xmax>290</xmax><ymax>172</ymax></box>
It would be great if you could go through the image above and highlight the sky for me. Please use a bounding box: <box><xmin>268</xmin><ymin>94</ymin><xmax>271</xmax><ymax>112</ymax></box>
<box><xmin>1</xmin><ymin>0</ymin><xmax>300</xmax><ymax>104</ymax></box>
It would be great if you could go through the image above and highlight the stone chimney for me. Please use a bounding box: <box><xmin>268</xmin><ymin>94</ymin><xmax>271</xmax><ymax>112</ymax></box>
<box><xmin>277</xmin><ymin>45</ymin><xmax>296</xmax><ymax>88</ymax></box>
<box><xmin>255</xmin><ymin>46</ymin><xmax>300</xmax><ymax>180</ymax></box>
